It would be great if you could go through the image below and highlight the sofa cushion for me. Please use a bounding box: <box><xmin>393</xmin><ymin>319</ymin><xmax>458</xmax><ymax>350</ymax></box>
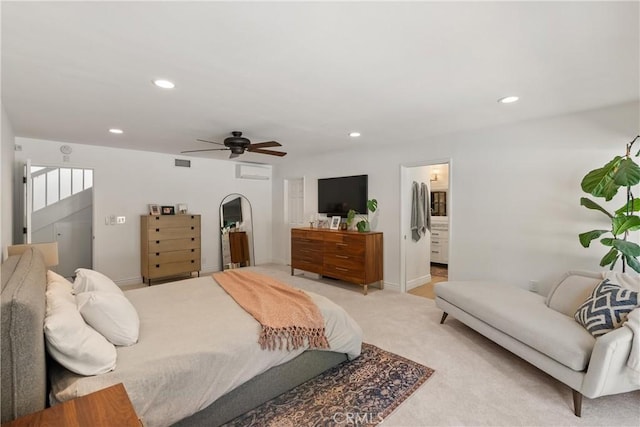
<box><xmin>545</xmin><ymin>271</ymin><xmax>602</xmax><ymax>317</ymax></box>
<box><xmin>436</xmin><ymin>281</ymin><xmax>595</xmax><ymax>371</ymax></box>
<box><xmin>574</xmin><ymin>279</ymin><xmax>639</xmax><ymax>337</ymax></box>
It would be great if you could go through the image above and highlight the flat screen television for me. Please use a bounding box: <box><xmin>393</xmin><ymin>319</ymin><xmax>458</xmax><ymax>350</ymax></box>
<box><xmin>318</xmin><ymin>174</ymin><xmax>368</xmax><ymax>217</ymax></box>
<box><xmin>222</xmin><ymin>197</ymin><xmax>243</xmax><ymax>227</ymax></box>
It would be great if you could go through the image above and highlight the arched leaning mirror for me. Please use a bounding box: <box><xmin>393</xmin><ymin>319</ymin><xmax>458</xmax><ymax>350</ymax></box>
<box><xmin>219</xmin><ymin>193</ymin><xmax>255</xmax><ymax>270</ymax></box>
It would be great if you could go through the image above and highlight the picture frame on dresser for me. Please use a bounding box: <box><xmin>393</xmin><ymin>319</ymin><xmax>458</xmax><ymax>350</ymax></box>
<box><xmin>149</xmin><ymin>204</ymin><xmax>160</xmax><ymax>215</ymax></box>
<box><xmin>329</xmin><ymin>216</ymin><xmax>341</xmax><ymax>230</ymax></box>
<box><xmin>161</xmin><ymin>206</ymin><xmax>175</xmax><ymax>215</ymax></box>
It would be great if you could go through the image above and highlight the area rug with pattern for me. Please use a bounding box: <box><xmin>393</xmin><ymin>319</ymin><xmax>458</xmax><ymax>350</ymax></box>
<box><xmin>224</xmin><ymin>343</ymin><xmax>434</xmax><ymax>426</ymax></box>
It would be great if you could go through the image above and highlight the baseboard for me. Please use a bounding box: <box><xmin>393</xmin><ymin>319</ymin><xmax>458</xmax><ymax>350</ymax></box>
<box><xmin>406</xmin><ymin>274</ymin><xmax>432</xmax><ymax>290</ymax></box>
<box><xmin>384</xmin><ymin>281</ymin><xmax>400</xmax><ymax>292</ymax></box>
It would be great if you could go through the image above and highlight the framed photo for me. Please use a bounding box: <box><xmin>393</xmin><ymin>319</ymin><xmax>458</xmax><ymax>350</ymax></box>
<box><xmin>149</xmin><ymin>204</ymin><xmax>160</xmax><ymax>215</ymax></box>
<box><xmin>330</xmin><ymin>216</ymin><xmax>341</xmax><ymax>230</ymax></box>
<box><xmin>161</xmin><ymin>205</ymin><xmax>175</xmax><ymax>215</ymax></box>
<box><xmin>177</xmin><ymin>203</ymin><xmax>188</xmax><ymax>214</ymax></box>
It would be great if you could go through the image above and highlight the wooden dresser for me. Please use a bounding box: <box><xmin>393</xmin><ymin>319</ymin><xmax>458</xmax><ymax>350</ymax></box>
<box><xmin>291</xmin><ymin>227</ymin><xmax>383</xmax><ymax>295</ymax></box>
<box><xmin>221</xmin><ymin>231</ymin><xmax>250</xmax><ymax>268</ymax></box>
<box><xmin>141</xmin><ymin>214</ymin><xmax>201</xmax><ymax>285</ymax></box>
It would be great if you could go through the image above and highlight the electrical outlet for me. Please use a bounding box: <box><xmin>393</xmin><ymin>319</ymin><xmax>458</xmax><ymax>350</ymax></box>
<box><xmin>116</xmin><ymin>216</ymin><xmax>126</xmax><ymax>224</ymax></box>
<box><xmin>109</xmin><ymin>215</ymin><xmax>116</xmax><ymax>225</ymax></box>
<box><xmin>528</xmin><ymin>280</ymin><xmax>538</xmax><ymax>292</ymax></box>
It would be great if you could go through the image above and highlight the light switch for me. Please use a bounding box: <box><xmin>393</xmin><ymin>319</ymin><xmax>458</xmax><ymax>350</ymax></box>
<box><xmin>116</xmin><ymin>216</ymin><xmax>126</xmax><ymax>224</ymax></box>
<box><xmin>110</xmin><ymin>215</ymin><xmax>116</xmax><ymax>225</ymax></box>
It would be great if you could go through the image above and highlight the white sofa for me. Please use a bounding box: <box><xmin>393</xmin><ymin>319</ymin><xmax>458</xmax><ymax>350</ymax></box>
<box><xmin>435</xmin><ymin>271</ymin><xmax>639</xmax><ymax>416</ymax></box>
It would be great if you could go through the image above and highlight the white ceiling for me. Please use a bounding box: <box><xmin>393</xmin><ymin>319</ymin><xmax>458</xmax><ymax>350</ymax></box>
<box><xmin>2</xmin><ymin>1</ymin><xmax>638</xmax><ymax>164</ymax></box>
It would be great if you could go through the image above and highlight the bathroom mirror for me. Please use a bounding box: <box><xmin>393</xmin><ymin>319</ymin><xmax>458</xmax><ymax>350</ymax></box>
<box><xmin>219</xmin><ymin>193</ymin><xmax>255</xmax><ymax>270</ymax></box>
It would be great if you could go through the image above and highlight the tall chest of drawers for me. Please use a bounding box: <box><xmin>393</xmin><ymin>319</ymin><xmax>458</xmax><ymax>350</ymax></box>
<box><xmin>140</xmin><ymin>215</ymin><xmax>201</xmax><ymax>285</ymax></box>
<box><xmin>291</xmin><ymin>228</ymin><xmax>383</xmax><ymax>295</ymax></box>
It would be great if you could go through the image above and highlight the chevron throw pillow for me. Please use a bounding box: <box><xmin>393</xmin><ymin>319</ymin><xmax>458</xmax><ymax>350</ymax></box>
<box><xmin>575</xmin><ymin>279</ymin><xmax>639</xmax><ymax>337</ymax></box>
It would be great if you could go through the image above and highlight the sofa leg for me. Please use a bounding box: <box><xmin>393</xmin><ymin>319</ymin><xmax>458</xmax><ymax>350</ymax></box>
<box><xmin>572</xmin><ymin>389</ymin><xmax>582</xmax><ymax>417</ymax></box>
<box><xmin>440</xmin><ymin>312</ymin><xmax>448</xmax><ymax>324</ymax></box>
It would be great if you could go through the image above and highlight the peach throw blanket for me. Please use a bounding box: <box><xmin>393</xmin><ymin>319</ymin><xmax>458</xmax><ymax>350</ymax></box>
<box><xmin>212</xmin><ymin>270</ymin><xmax>329</xmax><ymax>351</ymax></box>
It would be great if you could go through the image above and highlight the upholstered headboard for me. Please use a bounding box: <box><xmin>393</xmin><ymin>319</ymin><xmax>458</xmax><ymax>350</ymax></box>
<box><xmin>1</xmin><ymin>248</ymin><xmax>48</xmax><ymax>422</ymax></box>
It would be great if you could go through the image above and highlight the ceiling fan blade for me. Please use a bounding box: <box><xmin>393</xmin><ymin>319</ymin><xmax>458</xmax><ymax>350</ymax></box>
<box><xmin>248</xmin><ymin>148</ymin><xmax>287</xmax><ymax>157</ymax></box>
<box><xmin>180</xmin><ymin>148</ymin><xmax>229</xmax><ymax>153</ymax></box>
<box><xmin>249</xmin><ymin>141</ymin><xmax>281</xmax><ymax>149</ymax></box>
<box><xmin>229</xmin><ymin>152</ymin><xmax>240</xmax><ymax>159</ymax></box>
<box><xmin>196</xmin><ymin>139</ymin><xmax>225</xmax><ymax>146</ymax></box>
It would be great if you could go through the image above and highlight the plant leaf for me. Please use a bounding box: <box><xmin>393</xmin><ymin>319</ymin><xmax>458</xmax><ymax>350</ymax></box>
<box><xmin>579</xmin><ymin>230</ymin><xmax>609</xmax><ymax>247</ymax></box>
<box><xmin>600</xmin><ymin>248</ymin><xmax>619</xmax><ymax>267</ymax></box>
<box><xmin>581</xmin><ymin>156</ymin><xmax>622</xmax><ymax>200</ymax></box>
<box><xmin>580</xmin><ymin>197</ymin><xmax>614</xmax><ymax>218</ymax></box>
<box><xmin>367</xmin><ymin>199</ymin><xmax>378</xmax><ymax>213</ymax></box>
<box><xmin>615</xmin><ymin>198</ymin><xmax>640</xmax><ymax>215</ymax></box>
<box><xmin>600</xmin><ymin>237</ymin><xmax>614</xmax><ymax>246</ymax></box>
<box><xmin>611</xmin><ymin>239</ymin><xmax>640</xmax><ymax>257</ymax></box>
<box><xmin>624</xmin><ymin>254</ymin><xmax>640</xmax><ymax>273</ymax></box>
<box><xmin>612</xmin><ymin>215</ymin><xmax>640</xmax><ymax>235</ymax></box>
<box><xmin>613</xmin><ymin>157</ymin><xmax>640</xmax><ymax>186</ymax></box>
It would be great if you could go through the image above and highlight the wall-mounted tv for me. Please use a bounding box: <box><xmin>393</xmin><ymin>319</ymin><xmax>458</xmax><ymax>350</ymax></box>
<box><xmin>318</xmin><ymin>174</ymin><xmax>368</xmax><ymax>217</ymax></box>
<box><xmin>222</xmin><ymin>197</ymin><xmax>243</xmax><ymax>227</ymax></box>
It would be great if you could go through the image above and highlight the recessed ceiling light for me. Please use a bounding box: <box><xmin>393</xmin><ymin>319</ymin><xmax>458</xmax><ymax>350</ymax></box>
<box><xmin>153</xmin><ymin>79</ymin><xmax>175</xmax><ymax>89</ymax></box>
<box><xmin>349</xmin><ymin>132</ymin><xmax>361</xmax><ymax>137</ymax></box>
<box><xmin>109</xmin><ymin>128</ymin><xmax>123</xmax><ymax>134</ymax></box>
<box><xmin>498</xmin><ymin>96</ymin><xmax>519</xmax><ymax>104</ymax></box>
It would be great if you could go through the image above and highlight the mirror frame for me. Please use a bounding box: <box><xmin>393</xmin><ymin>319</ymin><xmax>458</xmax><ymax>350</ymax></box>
<box><xmin>219</xmin><ymin>193</ymin><xmax>256</xmax><ymax>270</ymax></box>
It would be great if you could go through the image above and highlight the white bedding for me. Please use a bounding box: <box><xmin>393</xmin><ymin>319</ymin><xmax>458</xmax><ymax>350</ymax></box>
<box><xmin>49</xmin><ymin>272</ymin><xmax>363</xmax><ymax>427</ymax></box>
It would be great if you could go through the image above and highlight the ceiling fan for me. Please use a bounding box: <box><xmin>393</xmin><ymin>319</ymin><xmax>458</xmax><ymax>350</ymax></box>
<box><xmin>181</xmin><ymin>131</ymin><xmax>287</xmax><ymax>159</ymax></box>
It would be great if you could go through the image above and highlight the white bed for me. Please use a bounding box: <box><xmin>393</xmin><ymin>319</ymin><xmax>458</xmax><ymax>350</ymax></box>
<box><xmin>49</xmin><ymin>271</ymin><xmax>363</xmax><ymax>427</ymax></box>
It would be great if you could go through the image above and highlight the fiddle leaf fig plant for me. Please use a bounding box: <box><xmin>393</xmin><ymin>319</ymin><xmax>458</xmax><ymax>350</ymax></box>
<box><xmin>347</xmin><ymin>199</ymin><xmax>378</xmax><ymax>232</ymax></box>
<box><xmin>579</xmin><ymin>135</ymin><xmax>640</xmax><ymax>273</ymax></box>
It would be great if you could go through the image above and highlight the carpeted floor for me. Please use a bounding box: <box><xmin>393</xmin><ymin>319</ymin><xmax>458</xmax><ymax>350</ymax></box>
<box><xmin>241</xmin><ymin>265</ymin><xmax>640</xmax><ymax>426</ymax></box>
<box><xmin>224</xmin><ymin>343</ymin><xmax>434</xmax><ymax>426</ymax></box>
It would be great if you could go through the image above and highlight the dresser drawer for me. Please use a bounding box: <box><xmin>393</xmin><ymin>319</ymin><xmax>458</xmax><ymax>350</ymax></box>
<box><xmin>323</xmin><ymin>263</ymin><xmax>365</xmax><ymax>284</ymax></box>
<box><xmin>291</xmin><ymin>229</ymin><xmax>323</xmax><ymax>241</ymax></box>
<box><xmin>148</xmin><ymin>237</ymin><xmax>200</xmax><ymax>252</ymax></box>
<box><xmin>147</xmin><ymin>248</ymin><xmax>200</xmax><ymax>264</ymax></box>
<box><xmin>146</xmin><ymin>215</ymin><xmax>200</xmax><ymax>228</ymax></box>
<box><xmin>148</xmin><ymin>260</ymin><xmax>200</xmax><ymax>279</ymax></box>
<box><xmin>147</xmin><ymin>226</ymin><xmax>200</xmax><ymax>240</ymax></box>
<box><xmin>324</xmin><ymin>240</ymin><xmax>365</xmax><ymax>257</ymax></box>
<box><xmin>291</xmin><ymin>259</ymin><xmax>323</xmax><ymax>275</ymax></box>
<box><xmin>292</xmin><ymin>247</ymin><xmax>323</xmax><ymax>263</ymax></box>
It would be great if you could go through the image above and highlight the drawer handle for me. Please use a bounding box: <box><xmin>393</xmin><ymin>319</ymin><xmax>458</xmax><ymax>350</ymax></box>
<box><xmin>191</xmin><ymin>238</ymin><xmax>195</xmax><ymax>241</ymax></box>
<box><xmin>191</xmin><ymin>215</ymin><xmax>195</xmax><ymax>219</ymax></box>
<box><xmin>336</xmin><ymin>267</ymin><xmax>349</xmax><ymax>272</ymax></box>
<box><xmin>298</xmin><ymin>238</ymin><xmax>310</xmax><ymax>242</ymax></box>
<box><xmin>156</xmin><ymin>252</ymin><xmax>160</xmax><ymax>256</ymax></box>
<box><xmin>156</xmin><ymin>240</ymin><xmax>160</xmax><ymax>244</ymax></box>
<box><xmin>191</xmin><ymin>226</ymin><xmax>194</xmax><ymax>230</ymax></box>
<box><xmin>191</xmin><ymin>260</ymin><xmax>195</xmax><ymax>263</ymax></box>
<box><xmin>191</xmin><ymin>249</ymin><xmax>195</xmax><ymax>252</ymax></box>
<box><xmin>155</xmin><ymin>264</ymin><xmax>160</xmax><ymax>268</ymax></box>
<box><xmin>337</xmin><ymin>243</ymin><xmax>348</xmax><ymax>247</ymax></box>
<box><xmin>336</xmin><ymin>255</ymin><xmax>348</xmax><ymax>259</ymax></box>
<box><xmin>432</xmin><ymin>251</ymin><xmax>440</xmax><ymax>254</ymax></box>
<box><xmin>156</xmin><ymin>228</ymin><xmax>160</xmax><ymax>232</ymax></box>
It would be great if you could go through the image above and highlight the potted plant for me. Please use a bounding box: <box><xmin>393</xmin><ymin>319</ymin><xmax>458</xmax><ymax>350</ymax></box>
<box><xmin>347</xmin><ymin>199</ymin><xmax>378</xmax><ymax>232</ymax></box>
<box><xmin>579</xmin><ymin>135</ymin><xmax>640</xmax><ymax>273</ymax></box>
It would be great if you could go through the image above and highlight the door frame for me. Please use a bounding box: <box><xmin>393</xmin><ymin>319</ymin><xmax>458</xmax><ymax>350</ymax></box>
<box><xmin>21</xmin><ymin>161</ymin><xmax>95</xmax><ymax>272</ymax></box>
<box><xmin>283</xmin><ymin>176</ymin><xmax>305</xmax><ymax>264</ymax></box>
<box><xmin>399</xmin><ymin>158</ymin><xmax>452</xmax><ymax>293</ymax></box>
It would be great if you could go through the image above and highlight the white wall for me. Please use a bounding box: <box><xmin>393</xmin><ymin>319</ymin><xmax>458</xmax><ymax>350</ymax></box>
<box><xmin>272</xmin><ymin>102</ymin><xmax>640</xmax><ymax>293</ymax></box>
<box><xmin>1</xmin><ymin>105</ymin><xmax>15</xmax><ymax>260</ymax></box>
<box><xmin>14</xmin><ymin>138</ymin><xmax>273</xmax><ymax>285</ymax></box>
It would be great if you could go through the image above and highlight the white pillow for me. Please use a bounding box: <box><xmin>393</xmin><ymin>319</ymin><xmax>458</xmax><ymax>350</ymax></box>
<box><xmin>44</xmin><ymin>288</ymin><xmax>117</xmax><ymax>375</ymax></box>
<box><xmin>76</xmin><ymin>292</ymin><xmax>140</xmax><ymax>346</ymax></box>
<box><xmin>47</xmin><ymin>270</ymin><xmax>74</xmax><ymax>294</ymax></box>
<box><xmin>74</xmin><ymin>268</ymin><xmax>124</xmax><ymax>295</ymax></box>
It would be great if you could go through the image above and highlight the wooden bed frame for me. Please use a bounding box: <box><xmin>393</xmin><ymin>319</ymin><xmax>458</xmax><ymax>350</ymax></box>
<box><xmin>0</xmin><ymin>248</ymin><xmax>348</xmax><ymax>426</ymax></box>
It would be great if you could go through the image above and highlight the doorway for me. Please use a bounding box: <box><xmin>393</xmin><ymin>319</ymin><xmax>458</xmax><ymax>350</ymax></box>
<box><xmin>399</xmin><ymin>159</ymin><xmax>451</xmax><ymax>294</ymax></box>
<box><xmin>24</xmin><ymin>163</ymin><xmax>94</xmax><ymax>277</ymax></box>
<box><xmin>284</xmin><ymin>177</ymin><xmax>305</xmax><ymax>264</ymax></box>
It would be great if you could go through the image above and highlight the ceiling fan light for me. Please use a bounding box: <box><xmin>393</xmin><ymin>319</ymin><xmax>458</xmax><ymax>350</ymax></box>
<box><xmin>349</xmin><ymin>132</ymin><xmax>361</xmax><ymax>137</ymax></box>
<box><xmin>109</xmin><ymin>128</ymin><xmax>123</xmax><ymax>134</ymax></box>
<box><xmin>153</xmin><ymin>79</ymin><xmax>175</xmax><ymax>89</ymax></box>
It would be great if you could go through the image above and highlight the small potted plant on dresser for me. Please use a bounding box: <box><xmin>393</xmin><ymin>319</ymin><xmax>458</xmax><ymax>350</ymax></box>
<box><xmin>347</xmin><ymin>199</ymin><xmax>378</xmax><ymax>232</ymax></box>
